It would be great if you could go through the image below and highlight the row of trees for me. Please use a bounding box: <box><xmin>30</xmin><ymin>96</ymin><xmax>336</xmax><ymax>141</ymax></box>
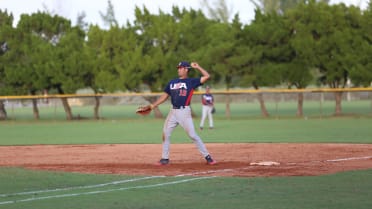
<box><xmin>1</xmin><ymin>0</ymin><xmax>372</xmax><ymax>120</ymax></box>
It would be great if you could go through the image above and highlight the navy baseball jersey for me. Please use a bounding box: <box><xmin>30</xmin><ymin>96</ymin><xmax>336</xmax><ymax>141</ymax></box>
<box><xmin>202</xmin><ymin>93</ymin><xmax>214</xmax><ymax>105</ymax></box>
<box><xmin>164</xmin><ymin>78</ymin><xmax>201</xmax><ymax>107</ymax></box>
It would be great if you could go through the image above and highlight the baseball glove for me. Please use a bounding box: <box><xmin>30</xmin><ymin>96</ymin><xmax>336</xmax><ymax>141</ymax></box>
<box><xmin>136</xmin><ymin>105</ymin><xmax>153</xmax><ymax>116</ymax></box>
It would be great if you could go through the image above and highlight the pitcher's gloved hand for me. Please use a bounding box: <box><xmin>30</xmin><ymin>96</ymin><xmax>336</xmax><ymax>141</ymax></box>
<box><xmin>136</xmin><ymin>104</ymin><xmax>153</xmax><ymax>116</ymax></box>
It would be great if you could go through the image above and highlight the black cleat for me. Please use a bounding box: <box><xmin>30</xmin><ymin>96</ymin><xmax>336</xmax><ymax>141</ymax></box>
<box><xmin>205</xmin><ymin>155</ymin><xmax>217</xmax><ymax>165</ymax></box>
<box><xmin>156</xmin><ymin>158</ymin><xmax>170</xmax><ymax>166</ymax></box>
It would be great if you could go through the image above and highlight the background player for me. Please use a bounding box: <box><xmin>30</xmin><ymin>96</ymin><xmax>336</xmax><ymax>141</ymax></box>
<box><xmin>148</xmin><ymin>61</ymin><xmax>216</xmax><ymax>165</ymax></box>
<box><xmin>199</xmin><ymin>85</ymin><xmax>214</xmax><ymax>130</ymax></box>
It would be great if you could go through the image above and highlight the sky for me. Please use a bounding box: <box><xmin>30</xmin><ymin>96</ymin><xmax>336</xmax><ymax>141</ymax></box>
<box><xmin>0</xmin><ymin>0</ymin><xmax>369</xmax><ymax>27</ymax></box>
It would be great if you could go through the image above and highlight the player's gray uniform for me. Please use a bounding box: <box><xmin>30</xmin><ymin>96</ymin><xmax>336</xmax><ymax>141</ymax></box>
<box><xmin>161</xmin><ymin>77</ymin><xmax>210</xmax><ymax>159</ymax></box>
<box><xmin>162</xmin><ymin>106</ymin><xmax>209</xmax><ymax>159</ymax></box>
<box><xmin>200</xmin><ymin>93</ymin><xmax>214</xmax><ymax>129</ymax></box>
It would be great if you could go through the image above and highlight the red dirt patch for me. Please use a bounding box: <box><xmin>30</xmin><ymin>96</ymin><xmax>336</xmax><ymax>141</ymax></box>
<box><xmin>0</xmin><ymin>143</ymin><xmax>371</xmax><ymax>177</ymax></box>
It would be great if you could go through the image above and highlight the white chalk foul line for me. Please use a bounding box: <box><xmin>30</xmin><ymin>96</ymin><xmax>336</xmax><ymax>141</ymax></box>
<box><xmin>326</xmin><ymin>156</ymin><xmax>372</xmax><ymax>162</ymax></box>
<box><xmin>0</xmin><ymin>176</ymin><xmax>215</xmax><ymax>205</ymax></box>
<box><xmin>289</xmin><ymin>155</ymin><xmax>372</xmax><ymax>164</ymax></box>
<box><xmin>2</xmin><ymin>155</ymin><xmax>371</xmax><ymax>205</ymax></box>
<box><xmin>0</xmin><ymin>168</ymin><xmax>229</xmax><ymax>199</ymax></box>
<box><xmin>0</xmin><ymin>176</ymin><xmax>164</xmax><ymax>198</ymax></box>
<box><xmin>261</xmin><ymin>155</ymin><xmax>372</xmax><ymax>166</ymax></box>
<box><xmin>175</xmin><ymin>168</ymin><xmax>236</xmax><ymax>177</ymax></box>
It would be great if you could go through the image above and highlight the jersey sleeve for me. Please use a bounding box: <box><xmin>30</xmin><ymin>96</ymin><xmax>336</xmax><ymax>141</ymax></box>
<box><xmin>191</xmin><ymin>77</ymin><xmax>202</xmax><ymax>89</ymax></box>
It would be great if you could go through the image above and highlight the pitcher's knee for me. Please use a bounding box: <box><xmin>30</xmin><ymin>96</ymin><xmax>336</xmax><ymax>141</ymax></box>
<box><xmin>188</xmin><ymin>134</ymin><xmax>201</xmax><ymax>142</ymax></box>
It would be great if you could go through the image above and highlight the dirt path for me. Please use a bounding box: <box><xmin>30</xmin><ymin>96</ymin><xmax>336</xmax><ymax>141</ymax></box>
<box><xmin>0</xmin><ymin>143</ymin><xmax>371</xmax><ymax>177</ymax></box>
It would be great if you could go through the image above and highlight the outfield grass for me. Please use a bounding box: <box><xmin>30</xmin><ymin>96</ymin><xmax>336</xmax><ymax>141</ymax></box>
<box><xmin>0</xmin><ymin>117</ymin><xmax>372</xmax><ymax>145</ymax></box>
<box><xmin>0</xmin><ymin>167</ymin><xmax>371</xmax><ymax>209</ymax></box>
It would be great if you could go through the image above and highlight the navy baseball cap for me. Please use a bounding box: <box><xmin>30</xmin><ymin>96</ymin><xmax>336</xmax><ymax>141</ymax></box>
<box><xmin>177</xmin><ymin>61</ymin><xmax>191</xmax><ymax>69</ymax></box>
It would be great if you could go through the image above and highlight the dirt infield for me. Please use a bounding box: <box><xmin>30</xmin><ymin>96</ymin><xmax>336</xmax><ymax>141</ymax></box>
<box><xmin>0</xmin><ymin>143</ymin><xmax>371</xmax><ymax>177</ymax></box>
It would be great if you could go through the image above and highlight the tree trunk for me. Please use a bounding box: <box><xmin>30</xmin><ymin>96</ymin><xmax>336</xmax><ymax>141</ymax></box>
<box><xmin>296</xmin><ymin>92</ymin><xmax>304</xmax><ymax>117</ymax></box>
<box><xmin>334</xmin><ymin>91</ymin><xmax>343</xmax><ymax>116</ymax></box>
<box><xmin>152</xmin><ymin>107</ymin><xmax>163</xmax><ymax>118</ymax></box>
<box><xmin>257</xmin><ymin>92</ymin><xmax>269</xmax><ymax>117</ymax></box>
<box><xmin>32</xmin><ymin>99</ymin><xmax>40</xmax><ymax>120</ymax></box>
<box><xmin>0</xmin><ymin>101</ymin><xmax>7</xmax><ymax>120</ymax></box>
<box><xmin>60</xmin><ymin>97</ymin><xmax>73</xmax><ymax>120</ymax></box>
<box><xmin>225</xmin><ymin>94</ymin><xmax>231</xmax><ymax>119</ymax></box>
<box><xmin>93</xmin><ymin>96</ymin><xmax>101</xmax><ymax>119</ymax></box>
<box><xmin>145</xmin><ymin>96</ymin><xmax>163</xmax><ymax>118</ymax></box>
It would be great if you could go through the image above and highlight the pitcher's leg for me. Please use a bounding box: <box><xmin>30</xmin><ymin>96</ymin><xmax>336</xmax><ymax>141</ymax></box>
<box><xmin>162</xmin><ymin>110</ymin><xmax>177</xmax><ymax>159</ymax></box>
<box><xmin>191</xmin><ymin>133</ymin><xmax>209</xmax><ymax>157</ymax></box>
<box><xmin>187</xmin><ymin>127</ymin><xmax>216</xmax><ymax>164</ymax></box>
<box><xmin>178</xmin><ymin>109</ymin><xmax>209</xmax><ymax>157</ymax></box>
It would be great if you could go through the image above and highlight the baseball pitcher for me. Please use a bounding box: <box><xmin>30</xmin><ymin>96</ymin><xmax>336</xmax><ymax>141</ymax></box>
<box><xmin>143</xmin><ymin>61</ymin><xmax>217</xmax><ymax>166</ymax></box>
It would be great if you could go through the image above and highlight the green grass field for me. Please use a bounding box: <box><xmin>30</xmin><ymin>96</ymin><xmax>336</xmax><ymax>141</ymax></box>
<box><xmin>1</xmin><ymin>103</ymin><xmax>372</xmax><ymax>209</ymax></box>
<box><xmin>0</xmin><ymin>167</ymin><xmax>371</xmax><ymax>209</ymax></box>
<box><xmin>0</xmin><ymin>118</ymin><xmax>372</xmax><ymax>145</ymax></box>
